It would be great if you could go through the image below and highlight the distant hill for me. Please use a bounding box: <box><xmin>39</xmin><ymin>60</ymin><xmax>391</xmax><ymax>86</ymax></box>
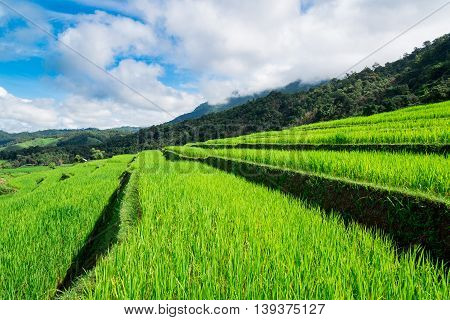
<box><xmin>0</xmin><ymin>138</ymin><xmax>60</xmax><ymax>153</ymax></box>
<box><xmin>0</xmin><ymin>127</ymin><xmax>140</xmax><ymax>149</ymax></box>
<box><xmin>170</xmin><ymin>80</ymin><xmax>318</xmax><ymax>123</ymax></box>
<box><xmin>0</xmin><ymin>127</ymin><xmax>140</xmax><ymax>166</ymax></box>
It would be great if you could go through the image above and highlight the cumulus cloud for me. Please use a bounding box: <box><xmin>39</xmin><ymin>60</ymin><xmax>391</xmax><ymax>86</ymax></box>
<box><xmin>108</xmin><ymin>59</ymin><xmax>203</xmax><ymax>114</ymax></box>
<box><xmin>43</xmin><ymin>11</ymin><xmax>204</xmax><ymax>130</ymax></box>
<box><xmin>0</xmin><ymin>0</ymin><xmax>449</xmax><ymax>132</ymax></box>
<box><xmin>58</xmin><ymin>10</ymin><xmax>159</xmax><ymax>68</ymax></box>
<box><xmin>0</xmin><ymin>84</ymin><xmax>201</xmax><ymax>132</ymax></box>
<box><xmin>146</xmin><ymin>0</ymin><xmax>450</xmax><ymax>102</ymax></box>
<box><xmin>57</xmin><ymin>94</ymin><xmax>179</xmax><ymax>129</ymax></box>
<box><xmin>0</xmin><ymin>87</ymin><xmax>58</xmax><ymax>132</ymax></box>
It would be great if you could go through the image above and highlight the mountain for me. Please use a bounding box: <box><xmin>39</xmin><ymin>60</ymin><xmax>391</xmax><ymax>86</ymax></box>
<box><xmin>0</xmin><ymin>127</ymin><xmax>140</xmax><ymax>166</ymax></box>
<box><xmin>125</xmin><ymin>33</ymin><xmax>449</xmax><ymax>151</ymax></box>
<box><xmin>0</xmin><ymin>127</ymin><xmax>140</xmax><ymax>148</ymax></box>
<box><xmin>170</xmin><ymin>80</ymin><xmax>318</xmax><ymax>123</ymax></box>
<box><xmin>0</xmin><ymin>130</ymin><xmax>9</xmax><ymax>138</ymax></box>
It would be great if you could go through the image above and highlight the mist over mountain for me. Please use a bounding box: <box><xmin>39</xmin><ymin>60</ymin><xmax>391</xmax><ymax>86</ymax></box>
<box><xmin>170</xmin><ymin>80</ymin><xmax>319</xmax><ymax>123</ymax></box>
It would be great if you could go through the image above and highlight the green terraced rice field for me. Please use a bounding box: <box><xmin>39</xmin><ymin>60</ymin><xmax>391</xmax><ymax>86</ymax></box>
<box><xmin>0</xmin><ymin>155</ymin><xmax>133</xmax><ymax>299</ymax></box>
<box><xmin>0</xmin><ymin>101</ymin><xmax>448</xmax><ymax>301</ymax></box>
<box><xmin>167</xmin><ymin>147</ymin><xmax>449</xmax><ymax>201</ymax></box>
<box><xmin>199</xmin><ymin>101</ymin><xmax>449</xmax><ymax>145</ymax></box>
<box><xmin>70</xmin><ymin>151</ymin><xmax>448</xmax><ymax>299</ymax></box>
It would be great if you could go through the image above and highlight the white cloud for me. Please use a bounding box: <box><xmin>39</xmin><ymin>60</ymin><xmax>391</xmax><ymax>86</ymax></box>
<box><xmin>47</xmin><ymin>11</ymin><xmax>203</xmax><ymax>129</ymax></box>
<box><xmin>0</xmin><ymin>86</ymin><xmax>59</xmax><ymax>132</ymax></box>
<box><xmin>0</xmin><ymin>74</ymin><xmax>201</xmax><ymax>132</ymax></box>
<box><xmin>0</xmin><ymin>0</ymin><xmax>449</xmax><ymax>132</ymax></box>
<box><xmin>58</xmin><ymin>11</ymin><xmax>158</xmax><ymax>68</ymax></box>
<box><xmin>108</xmin><ymin>59</ymin><xmax>203</xmax><ymax>113</ymax></box>
<box><xmin>57</xmin><ymin>94</ymin><xmax>178</xmax><ymax>130</ymax></box>
<box><xmin>148</xmin><ymin>0</ymin><xmax>450</xmax><ymax>102</ymax></box>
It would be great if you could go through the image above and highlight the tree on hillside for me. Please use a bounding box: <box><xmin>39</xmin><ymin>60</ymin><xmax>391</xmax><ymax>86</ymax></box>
<box><xmin>74</xmin><ymin>155</ymin><xmax>84</xmax><ymax>163</ymax></box>
<box><xmin>90</xmin><ymin>148</ymin><xmax>105</xmax><ymax>160</ymax></box>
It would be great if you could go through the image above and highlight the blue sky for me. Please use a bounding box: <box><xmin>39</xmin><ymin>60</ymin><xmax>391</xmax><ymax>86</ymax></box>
<box><xmin>0</xmin><ymin>16</ymin><xmax>51</xmax><ymax>98</ymax></box>
<box><xmin>0</xmin><ymin>0</ymin><xmax>448</xmax><ymax>132</ymax></box>
<box><xmin>28</xmin><ymin>0</ymin><xmax>105</xmax><ymax>15</ymax></box>
<box><xmin>0</xmin><ymin>0</ymin><xmax>190</xmax><ymax>99</ymax></box>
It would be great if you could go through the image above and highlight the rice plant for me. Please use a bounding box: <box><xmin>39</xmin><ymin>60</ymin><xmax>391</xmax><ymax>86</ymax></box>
<box><xmin>200</xmin><ymin>100</ymin><xmax>449</xmax><ymax>145</ymax></box>
<box><xmin>0</xmin><ymin>155</ymin><xmax>133</xmax><ymax>299</ymax></box>
<box><xmin>76</xmin><ymin>151</ymin><xmax>449</xmax><ymax>300</ymax></box>
<box><xmin>167</xmin><ymin>146</ymin><xmax>449</xmax><ymax>201</ymax></box>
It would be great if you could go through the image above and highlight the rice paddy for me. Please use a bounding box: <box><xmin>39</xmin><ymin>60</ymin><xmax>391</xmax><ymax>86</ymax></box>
<box><xmin>0</xmin><ymin>101</ymin><xmax>448</xmax><ymax>300</ymax></box>
<box><xmin>71</xmin><ymin>151</ymin><xmax>449</xmax><ymax>299</ymax></box>
<box><xmin>166</xmin><ymin>146</ymin><xmax>449</xmax><ymax>201</ymax></box>
<box><xmin>199</xmin><ymin>101</ymin><xmax>449</xmax><ymax>146</ymax></box>
<box><xmin>0</xmin><ymin>155</ymin><xmax>133</xmax><ymax>299</ymax></box>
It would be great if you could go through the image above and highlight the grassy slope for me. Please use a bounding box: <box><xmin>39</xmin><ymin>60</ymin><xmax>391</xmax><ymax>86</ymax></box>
<box><xmin>15</xmin><ymin>138</ymin><xmax>60</xmax><ymax>149</ymax></box>
<box><xmin>0</xmin><ymin>165</ymin><xmax>50</xmax><ymax>195</ymax></box>
<box><xmin>200</xmin><ymin>101</ymin><xmax>449</xmax><ymax>145</ymax></box>
<box><xmin>61</xmin><ymin>157</ymin><xmax>142</xmax><ymax>299</ymax></box>
<box><xmin>0</xmin><ymin>155</ymin><xmax>133</xmax><ymax>299</ymax></box>
<box><xmin>167</xmin><ymin>147</ymin><xmax>449</xmax><ymax>202</ymax></box>
<box><xmin>132</xmin><ymin>35</ymin><xmax>450</xmax><ymax>150</ymax></box>
<box><xmin>0</xmin><ymin>138</ymin><xmax>60</xmax><ymax>151</ymax></box>
<box><xmin>74</xmin><ymin>151</ymin><xmax>448</xmax><ymax>299</ymax></box>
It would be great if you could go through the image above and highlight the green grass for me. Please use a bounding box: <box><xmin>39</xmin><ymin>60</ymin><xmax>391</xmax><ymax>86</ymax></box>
<box><xmin>167</xmin><ymin>146</ymin><xmax>449</xmax><ymax>201</ymax></box>
<box><xmin>0</xmin><ymin>165</ymin><xmax>51</xmax><ymax>196</ymax></box>
<box><xmin>199</xmin><ymin>101</ymin><xmax>449</xmax><ymax>145</ymax></box>
<box><xmin>0</xmin><ymin>155</ymin><xmax>133</xmax><ymax>299</ymax></box>
<box><xmin>0</xmin><ymin>175</ymin><xmax>14</xmax><ymax>195</ymax></box>
<box><xmin>74</xmin><ymin>151</ymin><xmax>448</xmax><ymax>299</ymax></box>
<box><xmin>0</xmin><ymin>165</ymin><xmax>50</xmax><ymax>176</ymax></box>
<box><xmin>0</xmin><ymin>138</ymin><xmax>60</xmax><ymax>153</ymax></box>
<box><xmin>15</xmin><ymin>137</ymin><xmax>60</xmax><ymax>149</ymax></box>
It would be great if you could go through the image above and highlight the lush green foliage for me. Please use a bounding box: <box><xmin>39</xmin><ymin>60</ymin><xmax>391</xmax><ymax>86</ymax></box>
<box><xmin>75</xmin><ymin>151</ymin><xmax>448</xmax><ymax>299</ymax></box>
<box><xmin>167</xmin><ymin>146</ymin><xmax>449</xmax><ymax>201</ymax></box>
<box><xmin>15</xmin><ymin>138</ymin><xmax>60</xmax><ymax>149</ymax></box>
<box><xmin>0</xmin><ymin>165</ymin><xmax>50</xmax><ymax>178</ymax></box>
<box><xmin>0</xmin><ymin>128</ymin><xmax>139</xmax><ymax>149</ymax></box>
<box><xmin>200</xmin><ymin>101</ymin><xmax>449</xmax><ymax>145</ymax></box>
<box><xmin>0</xmin><ymin>128</ymin><xmax>139</xmax><ymax>167</ymax></box>
<box><xmin>170</xmin><ymin>81</ymin><xmax>316</xmax><ymax>123</ymax></box>
<box><xmin>0</xmin><ymin>34</ymin><xmax>448</xmax><ymax>301</ymax></box>
<box><xmin>0</xmin><ymin>155</ymin><xmax>133</xmax><ymax>299</ymax></box>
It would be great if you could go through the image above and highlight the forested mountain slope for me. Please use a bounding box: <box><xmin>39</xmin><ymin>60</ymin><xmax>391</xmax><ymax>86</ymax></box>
<box><xmin>128</xmin><ymin>33</ymin><xmax>449</xmax><ymax>151</ymax></box>
<box><xmin>169</xmin><ymin>80</ymin><xmax>317</xmax><ymax>123</ymax></box>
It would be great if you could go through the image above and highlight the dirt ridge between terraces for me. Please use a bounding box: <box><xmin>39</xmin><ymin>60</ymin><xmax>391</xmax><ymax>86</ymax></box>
<box><xmin>191</xmin><ymin>143</ymin><xmax>449</xmax><ymax>155</ymax></box>
<box><xmin>163</xmin><ymin>149</ymin><xmax>449</xmax><ymax>264</ymax></box>
<box><xmin>55</xmin><ymin>170</ymin><xmax>131</xmax><ymax>296</ymax></box>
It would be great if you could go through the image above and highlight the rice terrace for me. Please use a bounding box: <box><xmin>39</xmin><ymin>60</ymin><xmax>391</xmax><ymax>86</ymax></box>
<box><xmin>0</xmin><ymin>2</ymin><xmax>449</xmax><ymax>319</ymax></box>
<box><xmin>0</xmin><ymin>99</ymin><xmax>448</xmax><ymax>300</ymax></box>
